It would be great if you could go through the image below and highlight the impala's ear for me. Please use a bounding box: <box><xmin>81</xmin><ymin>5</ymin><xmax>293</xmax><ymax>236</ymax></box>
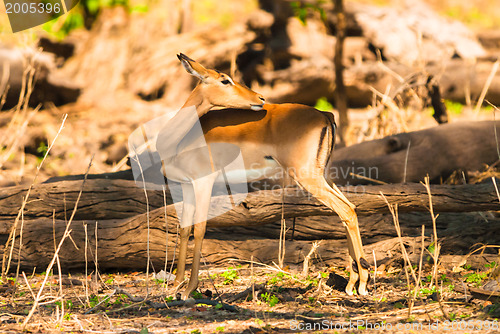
<box><xmin>177</xmin><ymin>53</ymin><xmax>209</xmax><ymax>82</ymax></box>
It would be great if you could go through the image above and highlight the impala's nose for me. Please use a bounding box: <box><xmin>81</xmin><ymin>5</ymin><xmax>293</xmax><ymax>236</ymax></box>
<box><xmin>250</xmin><ymin>94</ymin><xmax>265</xmax><ymax>110</ymax></box>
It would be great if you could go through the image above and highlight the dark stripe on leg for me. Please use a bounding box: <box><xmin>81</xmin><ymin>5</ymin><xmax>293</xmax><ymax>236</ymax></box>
<box><xmin>316</xmin><ymin>126</ymin><xmax>327</xmax><ymax>161</ymax></box>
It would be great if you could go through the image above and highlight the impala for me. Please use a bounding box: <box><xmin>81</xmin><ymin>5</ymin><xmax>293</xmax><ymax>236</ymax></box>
<box><xmin>156</xmin><ymin>54</ymin><xmax>369</xmax><ymax>299</ymax></box>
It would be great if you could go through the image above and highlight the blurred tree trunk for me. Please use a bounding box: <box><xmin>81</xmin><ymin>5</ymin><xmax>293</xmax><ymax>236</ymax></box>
<box><xmin>178</xmin><ymin>0</ymin><xmax>192</xmax><ymax>33</ymax></box>
<box><xmin>333</xmin><ymin>0</ymin><xmax>348</xmax><ymax>146</ymax></box>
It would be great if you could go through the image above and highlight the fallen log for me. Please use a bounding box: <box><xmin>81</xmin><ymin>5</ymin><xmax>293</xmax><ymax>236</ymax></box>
<box><xmin>2</xmin><ymin>210</ymin><xmax>500</xmax><ymax>271</ymax></box>
<box><xmin>1</xmin><ymin>181</ymin><xmax>499</xmax><ymax>232</ymax></box>
<box><xmin>1</xmin><ymin>181</ymin><xmax>499</xmax><ymax>270</ymax></box>
<box><xmin>41</xmin><ymin>121</ymin><xmax>500</xmax><ymax>188</ymax></box>
<box><xmin>330</xmin><ymin>121</ymin><xmax>500</xmax><ymax>185</ymax></box>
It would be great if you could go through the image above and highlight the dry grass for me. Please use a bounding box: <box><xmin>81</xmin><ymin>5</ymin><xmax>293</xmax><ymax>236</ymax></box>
<box><xmin>1</xmin><ymin>256</ymin><xmax>498</xmax><ymax>332</ymax></box>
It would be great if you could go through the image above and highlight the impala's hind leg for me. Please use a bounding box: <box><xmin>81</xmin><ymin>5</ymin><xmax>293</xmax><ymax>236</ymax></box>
<box><xmin>175</xmin><ymin>182</ymin><xmax>196</xmax><ymax>287</ymax></box>
<box><xmin>295</xmin><ymin>175</ymin><xmax>369</xmax><ymax>295</ymax></box>
<box><xmin>182</xmin><ymin>173</ymin><xmax>218</xmax><ymax>300</ymax></box>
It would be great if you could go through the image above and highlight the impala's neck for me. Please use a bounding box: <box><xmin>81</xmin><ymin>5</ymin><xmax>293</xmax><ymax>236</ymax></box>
<box><xmin>156</xmin><ymin>85</ymin><xmax>212</xmax><ymax>160</ymax></box>
<box><xmin>181</xmin><ymin>85</ymin><xmax>213</xmax><ymax>117</ymax></box>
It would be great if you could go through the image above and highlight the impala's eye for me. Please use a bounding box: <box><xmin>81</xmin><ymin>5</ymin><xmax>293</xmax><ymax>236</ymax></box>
<box><xmin>221</xmin><ymin>79</ymin><xmax>231</xmax><ymax>85</ymax></box>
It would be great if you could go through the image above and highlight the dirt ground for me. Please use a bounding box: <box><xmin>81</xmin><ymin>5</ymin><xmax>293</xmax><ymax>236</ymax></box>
<box><xmin>0</xmin><ymin>257</ymin><xmax>499</xmax><ymax>333</ymax></box>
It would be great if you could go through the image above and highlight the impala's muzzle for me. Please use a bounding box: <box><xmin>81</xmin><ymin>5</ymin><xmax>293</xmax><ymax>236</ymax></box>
<box><xmin>251</xmin><ymin>96</ymin><xmax>265</xmax><ymax>110</ymax></box>
<box><xmin>251</xmin><ymin>104</ymin><xmax>264</xmax><ymax>111</ymax></box>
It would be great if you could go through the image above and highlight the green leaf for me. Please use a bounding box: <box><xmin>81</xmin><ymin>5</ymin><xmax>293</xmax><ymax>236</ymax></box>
<box><xmin>314</xmin><ymin>97</ymin><xmax>333</xmax><ymax>111</ymax></box>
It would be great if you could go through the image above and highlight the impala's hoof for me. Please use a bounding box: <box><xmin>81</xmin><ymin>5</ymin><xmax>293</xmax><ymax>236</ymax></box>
<box><xmin>180</xmin><ymin>291</ymin><xmax>192</xmax><ymax>300</ymax></box>
<box><xmin>360</xmin><ymin>257</ymin><xmax>370</xmax><ymax>270</ymax></box>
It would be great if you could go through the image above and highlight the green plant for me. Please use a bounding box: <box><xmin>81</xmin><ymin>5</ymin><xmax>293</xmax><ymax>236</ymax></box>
<box><xmin>42</xmin><ymin>12</ymin><xmax>85</xmax><ymax>40</ymax></box>
<box><xmin>487</xmin><ymin>304</ymin><xmax>499</xmax><ymax>315</ymax></box>
<box><xmin>290</xmin><ymin>0</ymin><xmax>327</xmax><ymax>25</ymax></box>
<box><xmin>261</xmin><ymin>292</ymin><xmax>279</xmax><ymax>307</ymax></box>
<box><xmin>394</xmin><ymin>301</ymin><xmax>405</xmax><ymax>309</ymax></box>
<box><xmin>220</xmin><ymin>267</ymin><xmax>239</xmax><ymax>285</ymax></box>
<box><xmin>444</xmin><ymin>100</ymin><xmax>464</xmax><ymax>115</ymax></box>
<box><xmin>216</xmin><ymin>326</ymin><xmax>225</xmax><ymax>332</ymax></box>
<box><xmin>55</xmin><ymin>300</ymin><xmax>74</xmax><ymax>309</ymax></box>
<box><xmin>464</xmin><ymin>271</ymin><xmax>487</xmax><ymax>287</ymax></box>
<box><xmin>415</xmin><ymin>285</ymin><xmax>437</xmax><ymax>297</ymax></box>
<box><xmin>42</xmin><ymin>0</ymin><xmax>149</xmax><ymax>39</ymax></box>
<box><xmin>89</xmin><ymin>295</ymin><xmax>100</xmax><ymax>308</ymax></box>
<box><xmin>113</xmin><ymin>294</ymin><xmax>128</xmax><ymax>305</ymax></box>
<box><xmin>426</xmin><ymin>242</ymin><xmax>436</xmax><ymax>262</ymax></box>
<box><xmin>190</xmin><ymin>291</ymin><xmax>203</xmax><ymax>299</ymax></box>
<box><xmin>485</xmin><ymin>261</ymin><xmax>498</xmax><ymax>269</ymax></box>
<box><xmin>439</xmin><ymin>274</ymin><xmax>450</xmax><ymax>282</ymax></box>
<box><xmin>314</xmin><ymin>97</ymin><xmax>334</xmax><ymax>112</ymax></box>
<box><xmin>268</xmin><ymin>271</ymin><xmax>289</xmax><ymax>284</ymax></box>
<box><xmin>304</xmin><ymin>275</ymin><xmax>319</xmax><ymax>287</ymax></box>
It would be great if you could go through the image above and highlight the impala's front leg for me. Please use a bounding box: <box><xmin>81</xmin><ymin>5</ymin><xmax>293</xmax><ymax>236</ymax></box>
<box><xmin>181</xmin><ymin>173</ymin><xmax>218</xmax><ymax>300</ymax></box>
<box><xmin>176</xmin><ymin>182</ymin><xmax>196</xmax><ymax>287</ymax></box>
<box><xmin>175</xmin><ymin>225</ymin><xmax>192</xmax><ymax>286</ymax></box>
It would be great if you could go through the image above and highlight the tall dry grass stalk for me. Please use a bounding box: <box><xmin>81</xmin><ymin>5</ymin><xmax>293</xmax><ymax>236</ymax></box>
<box><xmin>131</xmin><ymin>144</ymin><xmax>151</xmax><ymax>297</ymax></box>
<box><xmin>162</xmin><ymin>185</ymin><xmax>171</xmax><ymax>291</ymax></box>
<box><xmin>2</xmin><ymin>114</ymin><xmax>68</xmax><ymax>278</ymax></box>
<box><xmin>380</xmin><ymin>192</ymin><xmax>420</xmax><ymax>318</ymax></box>
<box><xmin>493</xmin><ymin>176</ymin><xmax>500</xmax><ymax>203</ymax></box>
<box><xmin>302</xmin><ymin>241</ymin><xmax>322</xmax><ymax>276</ymax></box>
<box><xmin>421</xmin><ymin>176</ymin><xmax>440</xmax><ymax>289</ymax></box>
<box><xmin>84</xmin><ymin>223</ymin><xmax>90</xmax><ymax>307</ymax></box>
<box><xmin>278</xmin><ymin>185</ymin><xmax>286</xmax><ymax>269</ymax></box>
<box><xmin>360</xmin><ymin>67</ymin><xmax>428</xmax><ymax>144</ymax></box>
<box><xmin>485</xmin><ymin>100</ymin><xmax>500</xmax><ymax>160</ymax></box>
<box><xmin>474</xmin><ymin>60</ymin><xmax>500</xmax><ymax>114</ymax></box>
<box><xmin>22</xmin><ymin>156</ymin><xmax>93</xmax><ymax>329</ymax></box>
<box><xmin>0</xmin><ymin>56</ymin><xmax>39</xmax><ymax>177</ymax></box>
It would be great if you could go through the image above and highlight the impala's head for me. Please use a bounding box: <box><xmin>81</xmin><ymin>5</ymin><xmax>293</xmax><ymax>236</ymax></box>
<box><xmin>177</xmin><ymin>53</ymin><xmax>265</xmax><ymax>111</ymax></box>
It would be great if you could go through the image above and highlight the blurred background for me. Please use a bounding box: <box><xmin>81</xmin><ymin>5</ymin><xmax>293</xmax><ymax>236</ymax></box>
<box><xmin>1</xmin><ymin>0</ymin><xmax>500</xmax><ymax>186</ymax></box>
